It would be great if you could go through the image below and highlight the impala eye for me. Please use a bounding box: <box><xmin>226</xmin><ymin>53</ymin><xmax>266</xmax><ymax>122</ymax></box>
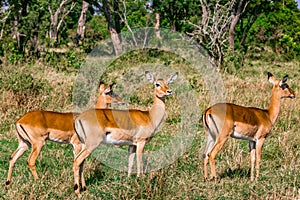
<box><xmin>155</xmin><ymin>83</ymin><xmax>161</xmax><ymax>87</ymax></box>
<box><xmin>109</xmin><ymin>92</ymin><xmax>117</xmax><ymax>97</ymax></box>
<box><xmin>280</xmin><ymin>83</ymin><xmax>289</xmax><ymax>90</ymax></box>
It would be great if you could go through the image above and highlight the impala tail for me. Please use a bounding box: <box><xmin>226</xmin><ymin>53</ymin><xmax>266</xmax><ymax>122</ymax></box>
<box><xmin>202</xmin><ymin>113</ymin><xmax>219</xmax><ymax>159</ymax></box>
<box><xmin>15</xmin><ymin>123</ymin><xmax>31</xmax><ymax>146</ymax></box>
<box><xmin>74</xmin><ymin>118</ymin><xmax>86</xmax><ymax>144</ymax></box>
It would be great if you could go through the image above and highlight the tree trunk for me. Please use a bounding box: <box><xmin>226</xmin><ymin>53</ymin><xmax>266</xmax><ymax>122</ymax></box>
<box><xmin>49</xmin><ymin>20</ymin><xmax>58</xmax><ymax>43</ymax></box>
<box><xmin>48</xmin><ymin>0</ymin><xmax>76</xmax><ymax>44</ymax></box>
<box><xmin>155</xmin><ymin>12</ymin><xmax>161</xmax><ymax>38</ymax></box>
<box><xmin>229</xmin><ymin>0</ymin><xmax>247</xmax><ymax>52</ymax></box>
<box><xmin>200</xmin><ymin>0</ymin><xmax>208</xmax><ymax>43</ymax></box>
<box><xmin>113</xmin><ymin>0</ymin><xmax>121</xmax><ymax>33</ymax></box>
<box><xmin>102</xmin><ymin>0</ymin><xmax>122</xmax><ymax>55</ymax></box>
<box><xmin>145</xmin><ymin>2</ymin><xmax>160</xmax><ymax>38</ymax></box>
<box><xmin>12</xmin><ymin>3</ymin><xmax>28</xmax><ymax>53</ymax></box>
<box><xmin>0</xmin><ymin>9</ymin><xmax>11</xmax><ymax>40</ymax></box>
<box><xmin>110</xmin><ymin>28</ymin><xmax>122</xmax><ymax>55</ymax></box>
<box><xmin>170</xmin><ymin>21</ymin><xmax>176</xmax><ymax>32</ymax></box>
<box><xmin>12</xmin><ymin>16</ymin><xmax>20</xmax><ymax>49</ymax></box>
<box><xmin>76</xmin><ymin>0</ymin><xmax>89</xmax><ymax>44</ymax></box>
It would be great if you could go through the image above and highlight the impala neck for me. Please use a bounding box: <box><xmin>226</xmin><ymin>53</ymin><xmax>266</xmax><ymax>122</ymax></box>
<box><xmin>149</xmin><ymin>95</ymin><xmax>166</xmax><ymax>128</ymax></box>
<box><xmin>96</xmin><ymin>98</ymin><xmax>107</xmax><ymax>109</ymax></box>
<box><xmin>267</xmin><ymin>88</ymin><xmax>281</xmax><ymax>125</ymax></box>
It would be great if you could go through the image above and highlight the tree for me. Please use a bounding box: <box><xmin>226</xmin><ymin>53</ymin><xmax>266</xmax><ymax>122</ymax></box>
<box><xmin>153</xmin><ymin>0</ymin><xmax>196</xmax><ymax>31</ymax></box>
<box><xmin>234</xmin><ymin>0</ymin><xmax>271</xmax><ymax>52</ymax></box>
<box><xmin>91</xmin><ymin>0</ymin><xmax>122</xmax><ymax>55</ymax></box>
<box><xmin>246</xmin><ymin>0</ymin><xmax>300</xmax><ymax>59</ymax></box>
<box><xmin>228</xmin><ymin>0</ymin><xmax>248</xmax><ymax>52</ymax></box>
<box><xmin>188</xmin><ymin>0</ymin><xmax>236</xmax><ymax>70</ymax></box>
<box><xmin>48</xmin><ymin>0</ymin><xmax>76</xmax><ymax>44</ymax></box>
<box><xmin>75</xmin><ymin>0</ymin><xmax>89</xmax><ymax>46</ymax></box>
<box><xmin>0</xmin><ymin>5</ymin><xmax>11</xmax><ymax>40</ymax></box>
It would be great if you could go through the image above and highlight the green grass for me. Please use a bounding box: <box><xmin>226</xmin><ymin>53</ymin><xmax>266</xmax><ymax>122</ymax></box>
<box><xmin>0</xmin><ymin>54</ymin><xmax>299</xmax><ymax>199</ymax></box>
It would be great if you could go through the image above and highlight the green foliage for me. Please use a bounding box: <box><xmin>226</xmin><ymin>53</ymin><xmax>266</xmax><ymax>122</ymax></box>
<box><xmin>85</xmin><ymin>15</ymin><xmax>109</xmax><ymax>40</ymax></box>
<box><xmin>120</xmin><ymin>0</ymin><xmax>149</xmax><ymax>30</ymax></box>
<box><xmin>0</xmin><ymin>0</ymin><xmax>299</xmax><ymax>69</ymax></box>
<box><xmin>153</xmin><ymin>0</ymin><xmax>198</xmax><ymax>31</ymax></box>
<box><xmin>223</xmin><ymin>48</ymin><xmax>245</xmax><ymax>74</ymax></box>
<box><xmin>246</xmin><ymin>2</ymin><xmax>300</xmax><ymax>60</ymax></box>
<box><xmin>2</xmin><ymin>71</ymin><xmax>45</xmax><ymax>96</ymax></box>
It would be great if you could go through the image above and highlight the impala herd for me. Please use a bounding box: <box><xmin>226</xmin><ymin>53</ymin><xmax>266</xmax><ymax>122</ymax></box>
<box><xmin>5</xmin><ymin>71</ymin><xmax>295</xmax><ymax>195</ymax></box>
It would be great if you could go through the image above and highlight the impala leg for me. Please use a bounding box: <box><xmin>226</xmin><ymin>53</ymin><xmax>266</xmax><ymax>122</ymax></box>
<box><xmin>79</xmin><ymin>160</ymin><xmax>86</xmax><ymax>191</ymax></box>
<box><xmin>209</xmin><ymin>134</ymin><xmax>229</xmax><ymax>180</ymax></box>
<box><xmin>203</xmin><ymin>156</ymin><xmax>209</xmax><ymax>181</ymax></box>
<box><xmin>203</xmin><ymin>133</ymin><xmax>215</xmax><ymax>181</ymax></box>
<box><xmin>27</xmin><ymin>141</ymin><xmax>45</xmax><ymax>180</ymax></box>
<box><xmin>6</xmin><ymin>140</ymin><xmax>29</xmax><ymax>188</ymax></box>
<box><xmin>255</xmin><ymin>138</ymin><xmax>265</xmax><ymax>180</ymax></box>
<box><xmin>136</xmin><ymin>141</ymin><xmax>146</xmax><ymax>177</ymax></box>
<box><xmin>73</xmin><ymin>142</ymin><xmax>86</xmax><ymax>191</ymax></box>
<box><xmin>73</xmin><ymin>148</ymin><xmax>91</xmax><ymax>195</ymax></box>
<box><xmin>128</xmin><ymin>145</ymin><xmax>136</xmax><ymax>177</ymax></box>
<box><xmin>249</xmin><ymin>141</ymin><xmax>256</xmax><ymax>181</ymax></box>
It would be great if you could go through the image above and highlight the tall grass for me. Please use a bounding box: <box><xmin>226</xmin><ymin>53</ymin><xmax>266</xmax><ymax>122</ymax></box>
<box><xmin>0</xmin><ymin>55</ymin><xmax>299</xmax><ymax>199</ymax></box>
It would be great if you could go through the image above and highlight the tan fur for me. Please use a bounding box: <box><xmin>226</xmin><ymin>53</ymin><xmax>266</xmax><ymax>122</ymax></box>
<box><xmin>73</xmin><ymin>71</ymin><xmax>178</xmax><ymax>195</ymax></box>
<box><xmin>202</xmin><ymin>72</ymin><xmax>295</xmax><ymax>181</ymax></box>
<box><xmin>5</xmin><ymin>83</ymin><xmax>123</xmax><ymax>191</ymax></box>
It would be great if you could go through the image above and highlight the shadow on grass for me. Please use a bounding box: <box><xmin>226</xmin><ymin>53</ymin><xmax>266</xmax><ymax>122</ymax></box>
<box><xmin>219</xmin><ymin>167</ymin><xmax>250</xmax><ymax>179</ymax></box>
<box><xmin>85</xmin><ymin>163</ymin><xmax>106</xmax><ymax>185</ymax></box>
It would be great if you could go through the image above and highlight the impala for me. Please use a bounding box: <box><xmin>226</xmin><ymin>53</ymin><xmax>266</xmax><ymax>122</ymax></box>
<box><xmin>73</xmin><ymin>71</ymin><xmax>178</xmax><ymax>195</ymax></box>
<box><xmin>202</xmin><ymin>72</ymin><xmax>295</xmax><ymax>181</ymax></box>
<box><xmin>5</xmin><ymin>83</ymin><xmax>123</xmax><ymax>191</ymax></box>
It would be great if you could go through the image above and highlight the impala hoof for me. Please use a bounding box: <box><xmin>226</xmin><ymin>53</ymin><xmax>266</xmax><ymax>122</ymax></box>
<box><xmin>74</xmin><ymin>184</ymin><xmax>81</xmax><ymax>195</ymax></box>
<box><xmin>5</xmin><ymin>180</ymin><xmax>10</xmax><ymax>189</ymax></box>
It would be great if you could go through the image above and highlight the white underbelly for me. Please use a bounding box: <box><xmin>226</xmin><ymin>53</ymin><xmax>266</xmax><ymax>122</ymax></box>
<box><xmin>102</xmin><ymin>134</ymin><xmax>134</xmax><ymax>146</ymax></box>
<box><xmin>230</xmin><ymin>132</ymin><xmax>256</xmax><ymax>142</ymax></box>
<box><xmin>48</xmin><ymin>137</ymin><xmax>68</xmax><ymax>144</ymax></box>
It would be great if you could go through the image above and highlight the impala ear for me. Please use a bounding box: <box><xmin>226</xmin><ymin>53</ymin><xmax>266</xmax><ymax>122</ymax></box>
<box><xmin>99</xmin><ymin>82</ymin><xmax>105</xmax><ymax>92</ymax></box>
<box><xmin>145</xmin><ymin>71</ymin><xmax>155</xmax><ymax>84</ymax></box>
<box><xmin>282</xmin><ymin>75</ymin><xmax>288</xmax><ymax>83</ymax></box>
<box><xmin>279</xmin><ymin>75</ymin><xmax>288</xmax><ymax>87</ymax></box>
<box><xmin>167</xmin><ymin>72</ymin><xmax>178</xmax><ymax>83</ymax></box>
<box><xmin>109</xmin><ymin>83</ymin><xmax>115</xmax><ymax>89</ymax></box>
<box><xmin>268</xmin><ymin>72</ymin><xmax>275</xmax><ymax>85</ymax></box>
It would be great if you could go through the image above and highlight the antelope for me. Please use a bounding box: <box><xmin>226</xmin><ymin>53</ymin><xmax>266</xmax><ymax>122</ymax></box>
<box><xmin>202</xmin><ymin>72</ymin><xmax>295</xmax><ymax>181</ymax></box>
<box><xmin>5</xmin><ymin>83</ymin><xmax>123</xmax><ymax>191</ymax></box>
<box><xmin>73</xmin><ymin>71</ymin><xmax>178</xmax><ymax>195</ymax></box>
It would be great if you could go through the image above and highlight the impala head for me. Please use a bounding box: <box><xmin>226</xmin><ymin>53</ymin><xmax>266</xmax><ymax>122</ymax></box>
<box><xmin>145</xmin><ymin>71</ymin><xmax>178</xmax><ymax>98</ymax></box>
<box><xmin>99</xmin><ymin>82</ymin><xmax>124</xmax><ymax>105</ymax></box>
<box><xmin>268</xmin><ymin>72</ymin><xmax>295</xmax><ymax>99</ymax></box>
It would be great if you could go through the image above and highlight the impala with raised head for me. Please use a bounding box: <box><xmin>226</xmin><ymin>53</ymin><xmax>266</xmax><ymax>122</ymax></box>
<box><xmin>5</xmin><ymin>83</ymin><xmax>123</xmax><ymax>191</ymax></box>
<box><xmin>73</xmin><ymin>71</ymin><xmax>178</xmax><ymax>195</ymax></box>
<box><xmin>202</xmin><ymin>72</ymin><xmax>295</xmax><ymax>181</ymax></box>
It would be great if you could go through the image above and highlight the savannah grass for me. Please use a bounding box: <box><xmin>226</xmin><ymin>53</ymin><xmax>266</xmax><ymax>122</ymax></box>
<box><xmin>0</xmin><ymin>54</ymin><xmax>299</xmax><ymax>199</ymax></box>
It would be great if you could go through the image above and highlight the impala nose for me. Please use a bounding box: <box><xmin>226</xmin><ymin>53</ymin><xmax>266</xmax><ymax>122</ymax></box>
<box><xmin>290</xmin><ymin>94</ymin><xmax>295</xmax><ymax>99</ymax></box>
<box><xmin>166</xmin><ymin>90</ymin><xmax>172</xmax><ymax>96</ymax></box>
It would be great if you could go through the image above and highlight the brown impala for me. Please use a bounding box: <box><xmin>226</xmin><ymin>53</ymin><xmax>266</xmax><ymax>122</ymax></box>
<box><xmin>202</xmin><ymin>72</ymin><xmax>295</xmax><ymax>181</ymax></box>
<box><xmin>5</xmin><ymin>83</ymin><xmax>123</xmax><ymax>191</ymax></box>
<box><xmin>73</xmin><ymin>71</ymin><xmax>178</xmax><ymax>195</ymax></box>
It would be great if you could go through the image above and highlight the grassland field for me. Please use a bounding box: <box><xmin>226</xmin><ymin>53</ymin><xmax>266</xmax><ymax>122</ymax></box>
<box><xmin>0</xmin><ymin>52</ymin><xmax>299</xmax><ymax>199</ymax></box>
